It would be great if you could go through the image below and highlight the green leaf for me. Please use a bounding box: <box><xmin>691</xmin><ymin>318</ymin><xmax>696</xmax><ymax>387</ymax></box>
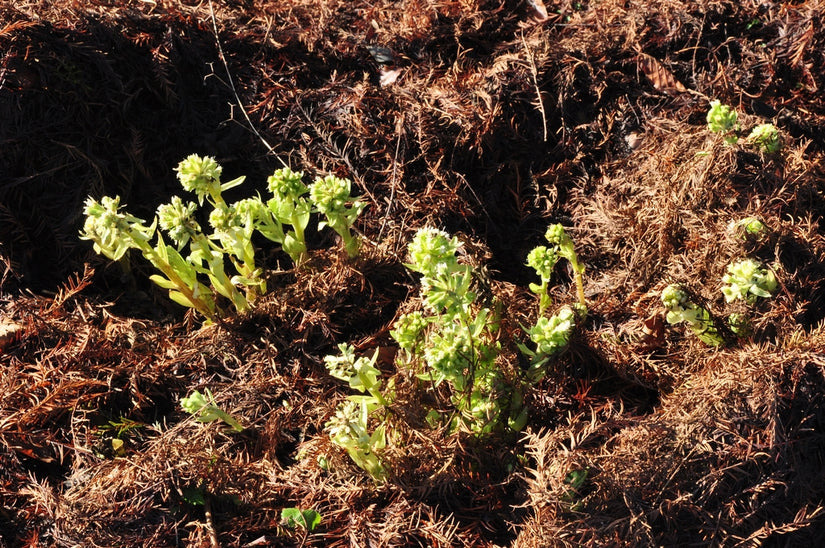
<box><xmin>168</xmin><ymin>290</ymin><xmax>195</xmax><ymax>309</ymax></box>
<box><xmin>220</xmin><ymin>175</ymin><xmax>246</xmax><ymax>192</ymax></box>
<box><xmin>281</xmin><ymin>507</ymin><xmax>322</xmax><ymax>531</ymax></box>
<box><xmin>149</xmin><ymin>274</ymin><xmax>178</xmax><ymax>290</ymax></box>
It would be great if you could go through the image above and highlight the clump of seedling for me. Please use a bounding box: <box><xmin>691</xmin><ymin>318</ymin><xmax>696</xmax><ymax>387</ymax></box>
<box><xmin>706</xmin><ymin>101</ymin><xmax>783</xmax><ymax>153</ymax></box>
<box><xmin>180</xmin><ymin>388</ymin><xmax>244</xmax><ymax>433</ymax></box>
<box><xmin>324</xmin><ymin>226</ymin><xmax>589</xmax><ymax>479</ymax></box>
<box><xmin>81</xmin><ymin>155</ymin><xmax>366</xmax><ymax>322</ymax></box>
<box><xmin>661</xmin><ymin>258</ymin><xmax>777</xmax><ymax>345</ymax></box>
<box><xmin>395</xmin><ymin>227</ymin><xmax>509</xmax><ymax>436</ymax></box>
<box><xmin>661</xmin><ymin>284</ymin><xmax>723</xmax><ymax>346</ymax></box>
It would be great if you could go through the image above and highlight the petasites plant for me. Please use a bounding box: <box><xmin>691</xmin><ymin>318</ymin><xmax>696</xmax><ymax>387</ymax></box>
<box><xmin>81</xmin><ymin>195</ymin><xmax>218</xmax><ymax>318</ymax></box>
<box><xmin>309</xmin><ymin>174</ymin><xmax>366</xmax><ymax>259</ymax></box>
<box><xmin>324</xmin><ymin>344</ymin><xmax>389</xmax><ymax>480</ymax></box>
<box><xmin>746</xmin><ymin>123</ymin><xmax>782</xmax><ymax>154</ymax></box>
<box><xmin>543</xmin><ymin>224</ymin><xmax>587</xmax><ymax>310</ymax></box>
<box><xmin>661</xmin><ymin>284</ymin><xmax>723</xmax><ymax>346</ymax></box>
<box><xmin>82</xmin><ymin>155</ymin><xmax>367</xmax><ymax>321</ymax></box>
<box><xmin>521</xmin><ymin>224</ymin><xmax>585</xmax><ymax>380</ymax></box>
<box><xmin>721</xmin><ymin>259</ymin><xmax>777</xmax><ymax>304</ymax></box>
<box><xmin>707</xmin><ymin>100</ymin><xmax>739</xmax><ymax>144</ymax></box>
<box><xmin>393</xmin><ymin>228</ymin><xmax>513</xmax><ymax>435</ymax></box>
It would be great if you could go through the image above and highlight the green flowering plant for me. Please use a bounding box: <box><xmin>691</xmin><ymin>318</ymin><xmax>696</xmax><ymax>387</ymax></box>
<box><xmin>661</xmin><ymin>284</ymin><xmax>723</xmax><ymax>346</ymax></box>
<box><xmin>394</xmin><ymin>227</ymin><xmax>510</xmax><ymax>435</ymax></box>
<box><xmin>82</xmin><ymin>155</ymin><xmax>368</xmax><ymax>321</ymax></box>
<box><xmin>81</xmin><ymin>195</ymin><xmax>218</xmax><ymax>318</ymax></box>
<box><xmin>262</xmin><ymin>167</ymin><xmax>311</xmax><ymax>265</ymax></box>
<box><xmin>174</xmin><ymin>154</ymin><xmax>245</xmax><ymax>208</ymax></box>
<box><xmin>543</xmin><ymin>224</ymin><xmax>586</xmax><ymax>310</ymax></box>
<box><xmin>526</xmin><ymin>245</ymin><xmax>559</xmax><ymax>316</ymax></box>
<box><xmin>746</xmin><ymin>123</ymin><xmax>782</xmax><ymax>154</ymax></box>
<box><xmin>707</xmin><ymin>100</ymin><xmax>739</xmax><ymax>144</ymax></box>
<box><xmin>721</xmin><ymin>259</ymin><xmax>777</xmax><ymax>304</ymax></box>
<box><xmin>180</xmin><ymin>388</ymin><xmax>244</xmax><ymax>433</ymax></box>
<box><xmin>324</xmin><ymin>344</ymin><xmax>389</xmax><ymax>480</ymax></box>
<box><xmin>520</xmin><ymin>305</ymin><xmax>580</xmax><ymax>381</ymax></box>
<box><xmin>309</xmin><ymin>175</ymin><xmax>366</xmax><ymax>258</ymax></box>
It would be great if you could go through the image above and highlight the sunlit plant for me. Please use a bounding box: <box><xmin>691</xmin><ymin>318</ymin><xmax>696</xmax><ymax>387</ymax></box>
<box><xmin>746</xmin><ymin>123</ymin><xmax>782</xmax><ymax>154</ymax></box>
<box><xmin>394</xmin><ymin>227</ymin><xmax>510</xmax><ymax>435</ymax></box>
<box><xmin>520</xmin><ymin>305</ymin><xmax>580</xmax><ymax>381</ymax></box>
<box><xmin>180</xmin><ymin>388</ymin><xmax>244</xmax><ymax>433</ymax></box>
<box><xmin>82</xmin><ymin>155</ymin><xmax>368</xmax><ymax>321</ymax></box>
<box><xmin>261</xmin><ymin>167</ymin><xmax>311</xmax><ymax>265</ymax></box>
<box><xmin>661</xmin><ymin>284</ymin><xmax>723</xmax><ymax>346</ymax></box>
<box><xmin>526</xmin><ymin>245</ymin><xmax>558</xmax><ymax>316</ymax></box>
<box><xmin>543</xmin><ymin>224</ymin><xmax>586</xmax><ymax>310</ymax></box>
<box><xmin>309</xmin><ymin>174</ymin><xmax>366</xmax><ymax>258</ymax></box>
<box><xmin>721</xmin><ymin>259</ymin><xmax>777</xmax><ymax>304</ymax></box>
<box><xmin>81</xmin><ymin>195</ymin><xmax>218</xmax><ymax>318</ymax></box>
<box><xmin>707</xmin><ymin>100</ymin><xmax>739</xmax><ymax>144</ymax></box>
<box><xmin>324</xmin><ymin>344</ymin><xmax>389</xmax><ymax>480</ymax></box>
<box><xmin>730</xmin><ymin>216</ymin><xmax>768</xmax><ymax>241</ymax></box>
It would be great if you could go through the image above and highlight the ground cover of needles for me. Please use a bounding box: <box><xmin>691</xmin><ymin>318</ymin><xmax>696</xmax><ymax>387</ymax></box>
<box><xmin>2</xmin><ymin>1</ymin><xmax>825</xmax><ymax>546</ymax></box>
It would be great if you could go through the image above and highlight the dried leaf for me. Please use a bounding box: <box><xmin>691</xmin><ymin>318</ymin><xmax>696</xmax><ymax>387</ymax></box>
<box><xmin>635</xmin><ymin>53</ymin><xmax>688</xmax><ymax>95</ymax></box>
<box><xmin>379</xmin><ymin>67</ymin><xmax>402</xmax><ymax>87</ymax></box>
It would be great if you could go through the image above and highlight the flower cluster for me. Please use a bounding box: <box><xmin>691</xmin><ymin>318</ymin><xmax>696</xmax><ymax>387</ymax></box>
<box><xmin>721</xmin><ymin>259</ymin><xmax>777</xmax><ymax>304</ymax></box>
<box><xmin>309</xmin><ymin>174</ymin><xmax>366</xmax><ymax>258</ymax></box>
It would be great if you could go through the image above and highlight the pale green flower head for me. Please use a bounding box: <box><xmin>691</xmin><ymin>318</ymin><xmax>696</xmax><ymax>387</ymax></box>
<box><xmin>721</xmin><ymin>259</ymin><xmax>777</xmax><ymax>304</ymax></box>
<box><xmin>157</xmin><ymin>196</ymin><xmax>200</xmax><ymax>248</ymax></box>
<box><xmin>527</xmin><ymin>245</ymin><xmax>558</xmax><ymax>281</ymax></box>
<box><xmin>81</xmin><ymin>195</ymin><xmax>152</xmax><ymax>260</ymax></box>
<box><xmin>407</xmin><ymin>227</ymin><xmax>461</xmax><ymax>277</ymax></box>
<box><xmin>390</xmin><ymin>311</ymin><xmax>429</xmax><ymax>352</ymax></box>
<box><xmin>707</xmin><ymin>100</ymin><xmax>738</xmax><ymax>134</ymax></box>
<box><xmin>180</xmin><ymin>389</ymin><xmax>210</xmax><ymax>415</ymax></box>
<box><xmin>747</xmin><ymin>123</ymin><xmax>782</xmax><ymax>153</ymax></box>
<box><xmin>544</xmin><ymin>224</ymin><xmax>572</xmax><ymax>248</ymax></box>
<box><xmin>208</xmin><ymin>205</ymin><xmax>236</xmax><ymax>232</ymax></box>
<box><xmin>267</xmin><ymin>167</ymin><xmax>307</xmax><ymax>199</ymax></box>
<box><xmin>661</xmin><ymin>284</ymin><xmax>689</xmax><ymax>312</ymax></box>
<box><xmin>528</xmin><ymin>306</ymin><xmax>576</xmax><ymax>356</ymax></box>
<box><xmin>175</xmin><ymin>154</ymin><xmax>222</xmax><ymax>204</ymax></box>
<box><xmin>309</xmin><ymin>174</ymin><xmax>353</xmax><ymax>216</ymax></box>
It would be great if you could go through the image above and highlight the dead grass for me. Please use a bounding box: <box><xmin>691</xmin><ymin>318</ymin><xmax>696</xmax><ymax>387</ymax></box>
<box><xmin>2</xmin><ymin>0</ymin><xmax>825</xmax><ymax>545</ymax></box>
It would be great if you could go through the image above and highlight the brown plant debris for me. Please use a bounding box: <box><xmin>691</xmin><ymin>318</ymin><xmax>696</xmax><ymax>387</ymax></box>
<box><xmin>3</xmin><ymin>0</ymin><xmax>825</xmax><ymax>546</ymax></box>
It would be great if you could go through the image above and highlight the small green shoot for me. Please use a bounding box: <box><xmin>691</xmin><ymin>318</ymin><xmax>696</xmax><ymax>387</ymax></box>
<box><xmin>520</xmin><ymin>305</ymin><xmax>580</xmax><ymax>381</ymax></box>
<box><xmin>526</xmin><ymin>245</ymin><xmax>559</xmax><ymax>316</ymax></box>
<box><xmin>543</xmin><ymin>224</ymin><xmax>586</xmax><ymax>310</ymax></box>
<box><xmin>281</xmin><ymin>507</ymin><xmax>322</xmax><ymax>532</ymax></box>
<box><xmin>707</xmin><ymin>100</ymin><xmax>739</xmax><ymax>144</ymax></box>
<box><xmin>746</xmin><ymin>123</ymin><xmax>782</xmax><ymax>154</ymax></box>
<box><xmin>180</xmin><ymin>388</ymin><xmax>244</xmax><ymax>432</ymax></box>
<box><xmin>661</xmin><ymin>285</ymin><xmax>723</xmax><ymax>346</ymax></box>
<box><xmin>730</xmin><ymin>217</ymin><xmax>768</xmax><ymax>241</ymax></box>
<box><xmin>263</xmin><ymin>167</ymin><xmax>311</xmax><ymax>265</ymax></box>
